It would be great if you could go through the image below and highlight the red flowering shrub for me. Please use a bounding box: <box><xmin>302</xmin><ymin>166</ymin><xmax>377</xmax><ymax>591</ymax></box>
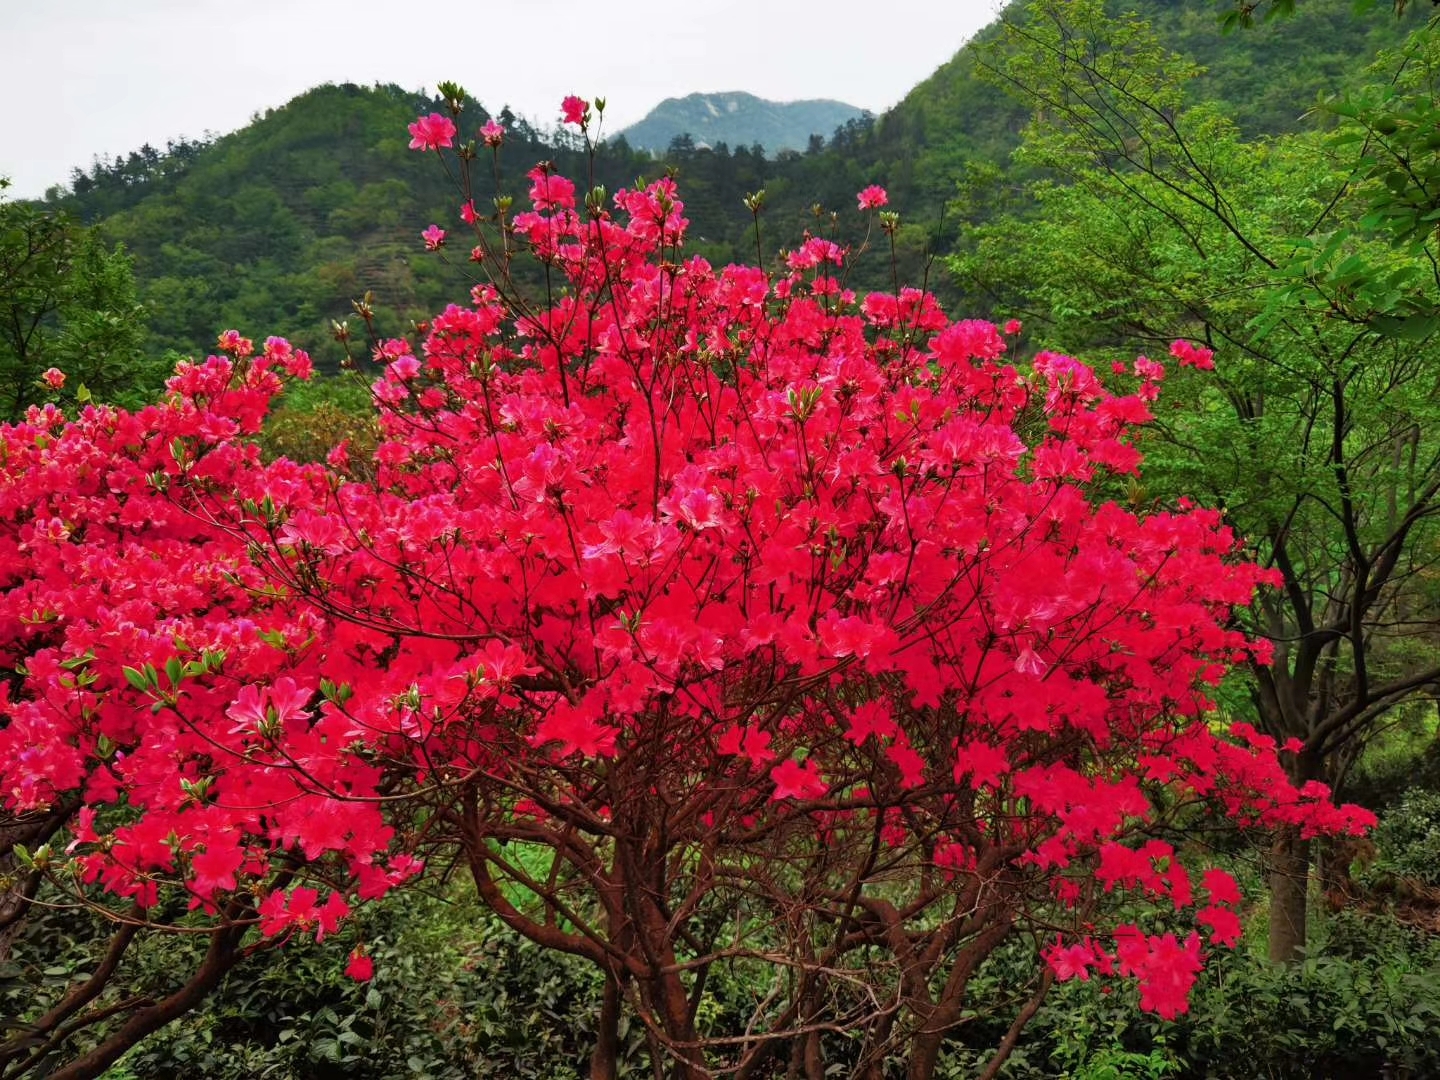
<box><xmin>0</xmin><ymin>95</ymin><xmax>1373</xmax><ymax>1080</ymax></box>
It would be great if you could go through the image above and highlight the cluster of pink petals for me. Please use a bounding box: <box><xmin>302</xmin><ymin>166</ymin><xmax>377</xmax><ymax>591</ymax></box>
<box><xmin>857</xmin><ymin>184</ymin><xmax>888</xmax><ymax>210</ymax></box>
<box><xmin>1171</xmin><ymin>338</ymin><xmax>1216</xmax><ymax>370</ymax></box>
<box><xmin>560</xmin><ymin>94</ymin><xmax>588</xmax><ymax>127</ymax></box>
<box><xmin>407</xmin><ymin>112</ymin><xmax>456</xmax><ymax>151</ymax></box>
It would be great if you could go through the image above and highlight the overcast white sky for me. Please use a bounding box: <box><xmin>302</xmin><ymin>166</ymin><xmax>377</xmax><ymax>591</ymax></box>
<box><xmin>0</xmin><ymin>0</ymin><xmax>1003</xmax><ymax>199</ymax></box>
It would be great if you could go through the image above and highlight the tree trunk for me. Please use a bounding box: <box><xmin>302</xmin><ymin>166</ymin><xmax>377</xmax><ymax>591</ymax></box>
<box><xmin>907</xmin><ymin>1031</ymin><xmax>946</xmax><ymax>1080</ymax></box>
<box><xmin>1267</xmin><ymin>825</ymin><xmax>1312</xmax><ymax>963</ymax></box>
<box><xmin>1266</xmin><ymin>745</ymin><xmax>1324</xmax><ymax>963</ymax></box>
<box><xmin>657</xmin><ymin>990</ymin><xmax>706</xmax><ymax>1080</ymax></box>
<box><xmin>591</xmin><ymin>972</ymin><xmax>623</xmax><ymax>1080</ymax></box>
<box><xmin>637</xmin><ymin>962</ymin><xmax>707</xmax><ymax>1080</ymax></box>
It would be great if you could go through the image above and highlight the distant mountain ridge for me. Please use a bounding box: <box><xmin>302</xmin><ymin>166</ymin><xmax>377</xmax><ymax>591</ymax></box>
<box><xmin>616</xmin><ymin>91</ymin><xmax>869</xmax><ymax>154</ymax></box>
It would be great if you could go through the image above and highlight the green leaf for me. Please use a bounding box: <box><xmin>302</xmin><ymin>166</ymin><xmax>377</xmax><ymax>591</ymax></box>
<box><xmin>1370</xmin><ymin>312</ymin><xmax>1439</xmax><ymax>341</ymax></box>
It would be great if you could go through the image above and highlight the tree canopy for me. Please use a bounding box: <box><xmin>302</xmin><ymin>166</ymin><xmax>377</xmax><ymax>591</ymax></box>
<box><xmin>0</xmin><ymin>181</ymin><xmax>154</xmax><ymax>420</ymax></box>
<box><xmin>952</xmin><ymin>0</ymin><xmax>1440</xmax><ymax>960</ymax></box>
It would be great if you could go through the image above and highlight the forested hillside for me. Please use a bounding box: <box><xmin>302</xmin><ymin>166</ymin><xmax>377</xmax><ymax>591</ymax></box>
<box><xmin>38</xmin><ymin>0</ymin><xmax>1425</xmax><ymax>373</ymax></box>
<box><xmin>46</xmin><ymin>85</ymin><xmax>647</xmax><ymax>371</ymax></box>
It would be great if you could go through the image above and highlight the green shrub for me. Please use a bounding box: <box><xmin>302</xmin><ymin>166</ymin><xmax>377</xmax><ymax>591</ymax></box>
<box><xmin>1368</xmin><ymin>789</ymin><xmax>1440</xmax><ymax>889</ymax></box>
<box><xmin>256</xmin><ymin>373</ymin><xmax>376</xmax><ymax>470</ymax></box>
<box><xmin>982</xmin><ymin>911</ymin><xmax>1440</xmax><ymax>1080</ymax></box>
<box><xmin>1341</xmin><ymin>707</ymin><xmax>1440</xmax><ymax>811</ymax></box>
<box><xmin>15</xmin><ymin>880</ymin><xmax>1428</xmax><ymax>1079</ymax></box>
<box><xmin>112</xmin><ymin>886</ymin><xmax>649</xmax><ymax>1079</ymax></box>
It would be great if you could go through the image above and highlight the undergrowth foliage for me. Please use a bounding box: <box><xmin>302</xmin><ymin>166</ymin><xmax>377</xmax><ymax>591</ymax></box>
<box><xmin>0</xmin><ymin>89</ymin><xmax>1373</xmax><ymax>1080</ymax></box>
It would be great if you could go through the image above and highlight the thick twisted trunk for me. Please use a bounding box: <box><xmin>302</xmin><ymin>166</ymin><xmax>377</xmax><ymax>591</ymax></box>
<box><xmin>1266</xmin><ymin>749</ymin><xmax>1323</xmax><ymax>963</ymax></box>
<box><xmin>906</xmin><ymin>921</ymin><xmax>1014</xmax><ymax>1080</ymax></box>
<box><xmin>633</xmin><ymin>919</ymin><xmax>706</xmax><ymax>1080</ymax></box>
<box><xmin>1267</xmin><ymin>826</ymin><xmax>1312</xmax><ymax>963</ymax></box>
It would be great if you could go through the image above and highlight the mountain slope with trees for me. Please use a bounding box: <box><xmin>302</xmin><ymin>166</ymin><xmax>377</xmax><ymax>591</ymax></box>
<box><xmin>45</xmin><ymin>84</ymin><xmax>657</xmax><ymax>371</ymax></box>
<box><xmin>33</xmin><ymin>0</ymin><xmax>1425</xmax><ymax>372</ymax></box>
<box><xmin>33</xmin><ymin>0</ymin><xmax>1416</xmax><ymax>374</ymax></box>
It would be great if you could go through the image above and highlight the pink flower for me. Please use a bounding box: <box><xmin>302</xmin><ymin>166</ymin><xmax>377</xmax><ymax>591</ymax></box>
<box><xmin>1046</xmin><ymin>937</ymin><xmax>1097</xmax><ymax>981</ymax></box>
<box><xmin>531</xmin><ymin>697</ymin><xmax>618</xmax><ymax>759</ymax></box>
<box><xmin>717</xmin><ymin>725</ymin><xmax>776</xmax><ymax>767</ymax></box>
<box><xmin>1134</xmin><ymin>355</ymin><xmax>1165</xmax><ymax>380</ymax></box>
<box><xmin>261</xmin><ymin>335</ymin><xmax>292</xmax><ymax>364</ymax></box>
<box><xmin>770</xmin><ymin>757</ymin><xmax>828</xmax><ymax>801</ymax></box>
<box><xmin>1170</xmin><ymin>339</ymin><xmax>1215</xmax><ymax>370</ymax></box>
<box><xmin>345</xmin><ymin>948</ymin><xmax>374</xmax><ymax>981</ymax></box>
<box><xmin>460</xmin><ymin>201</ymin><xmax>478</xmax><ymax>225</ymax></box>
<box><xmin>268</xmin><ymin>677</ymin><xmax>314</xmax><ymax>724</ymax></box>
<box><xmin>263</xmin><ymin>336</ymin><xmax>314</xmax><ymax>379</ymax></box>
<box><xmin>226</xmin><ymin>684</ymin><xmax>268</xmax><ymax>734</ymax></box>
<box><xmin>561</xmin><ymin>95</ymin><xmax>588</xmax><ymax>127</ymax></box>
<box><xmin>785</xmin><ymin>236</ymin><xmax>846</xmax><ymax>271</ymax></box>
<box><xmin>845</xmin><ymin>701</ymin><xmax>898</xmax><ymax>746</ymax></box>
<box><xmin>480</xmin><ymin>118</ymin><xmax>505</xmax><ymax>147</ymax></box>
<box><xmin>314</xmin><ymin>892</ymin><xmax>349</xmax><ymax>940</ymax></box>
<box><xmin>1201</xmin><ymin>868</ymin><xmax>1243</xmax><ymax>906</ymax></box>
<box><xmin>285</xmin><ymin>349</ymin><xmax>313</xmax><ymax>380</ymax></box>
<box><xmin>40</xmin><ymin>367</ymin><xmax>65</xmax><ymax>390</ymax></box>
<box><xmin>1004</xmin><ymin>319</ymin><xmax>1023</xmax><ymax>335</ymax></box>
<box><xmin>216</xmin><ymin>329</ymin><xmax>253</xmax><ymax>357</ymax></box>
<box><xmin>1014</xmin><ymin>646</ymin><xmax>1047</xmax><ymax>676</ymax></box>
<box><xmin>422</xmin><ymin>224</ymin><xmax>446</xmax><ymax>251</ymax></box>
<box><xmin>407</xmin><ymin>112</ymin><xmax>456</xmax><ymax>152</ymax></box>
<box><xmin>856</xmin><ymin>185</ymin><xmax>888</xmax><ymax>210</ymax></box>
<box><xmin>257</xmin><ymin>887</ymin><xmax>347</xmax><ymax>940</ymax></box>
<box><xmin>1197</xmin><ymin>904</ymin><xmax>1243</xmax><ymax>947</ymax></box>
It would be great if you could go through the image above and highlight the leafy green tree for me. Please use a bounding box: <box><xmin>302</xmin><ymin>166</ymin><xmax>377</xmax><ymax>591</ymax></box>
<box><xmin>955</xmin><ymin>0</ymin><xmax>1440</xmax><ymax>961</ymax></box>
<box><xmin>1222</xmin><ymin>0</ymin><xmax>1419</xmax><ymax>33</ymax></box>
<box><xmin>0</xmin><ymin>180</ymin><xmax>153</xmax><ymax>417</ymax></box>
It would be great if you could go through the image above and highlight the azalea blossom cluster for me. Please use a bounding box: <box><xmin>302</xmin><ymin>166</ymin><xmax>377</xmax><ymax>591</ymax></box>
<box><xmin>0</xmin><ymin>94</ymin><xmax>1374</xmax><ymax>1080</ymax></box>
<box><xmin>0</xmin><ymin>337</ymin><xmax>417</xmax><ymax>916</ymax></box>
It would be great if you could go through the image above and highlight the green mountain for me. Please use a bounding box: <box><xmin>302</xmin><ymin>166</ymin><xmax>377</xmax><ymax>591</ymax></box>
<box><xmin>846</xmin><ymin>0</ymin><xmax>1426</xmax><ymax>212</ymax></box>
<box><xmin>615</xmin><ymin>91</ymin><xmax>868</xmax><ymax>155</ymax></box>
<box><xmin>40</xmin><ymin>0</ymin><xmax>1429</xmax><ymax>371</ymax></box>
<box><xmin>51</xmin><ymin>84</ymin><xmax>662</xmax><ymax>372</ymax></box>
